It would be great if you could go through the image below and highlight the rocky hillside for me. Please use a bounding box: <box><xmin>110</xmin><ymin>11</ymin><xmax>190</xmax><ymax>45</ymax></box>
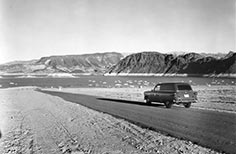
<box><xmin>106</xmin><ymin>51</ymin><xmax>236</xmax><ymax>75</ymax></box>
<box><xmin>0</xmin><ymin>52</ymin><xmax>123</xmax><ymax>74</ymax></box>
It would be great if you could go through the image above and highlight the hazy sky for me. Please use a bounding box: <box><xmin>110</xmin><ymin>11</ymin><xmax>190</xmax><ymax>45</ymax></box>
<box><xmin>0</xmin><ymin>0</ymin><xmax>235</xmax><ymax>63</ymax></box>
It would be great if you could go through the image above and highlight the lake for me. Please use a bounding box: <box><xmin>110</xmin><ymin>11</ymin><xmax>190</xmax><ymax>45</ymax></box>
<box><xmin>0</xmin><ymin>75</ymin><xmax>235</xmax><ymax>89</ymax></box>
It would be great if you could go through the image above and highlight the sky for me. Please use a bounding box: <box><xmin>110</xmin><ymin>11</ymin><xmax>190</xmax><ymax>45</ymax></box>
<box><xmin>0</xmin><ymin>0</ymin><xmax>235</xmax><ymax>63</ymax></box>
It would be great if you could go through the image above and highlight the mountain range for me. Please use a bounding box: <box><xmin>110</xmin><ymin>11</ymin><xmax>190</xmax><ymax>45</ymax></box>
<box><xmin>0</xmin><ymin>51</ymin><xmax>235</xmax><ymax>77</ymax></box>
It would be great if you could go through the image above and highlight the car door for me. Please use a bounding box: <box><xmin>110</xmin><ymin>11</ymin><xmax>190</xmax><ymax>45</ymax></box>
<box><xmin>159</xmin><ymin>83</ymin><xmax>175</xmax><ymax>102</ymax></box>
<box><xmin>150</xmin><ymin>85</ymin><xmax>161</xmax><ymax>102</ymax></box>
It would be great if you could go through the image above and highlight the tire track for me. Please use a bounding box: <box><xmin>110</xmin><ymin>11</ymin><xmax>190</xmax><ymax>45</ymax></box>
<box><xmin>26</xmin><ymin>109</ymin><xmax>84</xmax><ymax>154</ymax></box>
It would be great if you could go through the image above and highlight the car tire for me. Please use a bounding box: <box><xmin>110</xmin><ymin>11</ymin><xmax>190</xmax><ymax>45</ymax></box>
<box><xmin>164</xmin><ymin>101</ymin><xmax>172</xmax><ymax>108</ymax></box>
<box><xmin>184</xmin><ymin>103</ymin><xmax>191</xmax><ymax>108</ymax></box>
<box><xmin>145</xmin><ymin>98</ymin><xmax>151</xmax><ymax>105</ymax></box>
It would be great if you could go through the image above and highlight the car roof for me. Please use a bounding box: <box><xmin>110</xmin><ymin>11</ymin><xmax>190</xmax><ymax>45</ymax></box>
<box><xmin>157</xmin><ymin>82</ymin><xmax>190</xmax><ymax>85</ymax></box>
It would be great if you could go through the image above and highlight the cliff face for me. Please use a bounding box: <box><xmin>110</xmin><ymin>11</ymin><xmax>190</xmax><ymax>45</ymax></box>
<box><xmin>36</xmin><ymin>52</ymin><xmax>123</xmax><ymax>73</ymax></box>
<box><xmin>107</xmin><ymin>52</ymin><xmax>173</xmax><ymax>73</ymax></box>
<box><xmin>107</xmin><ymin>51</ymin><xmax>236</xmax><ymax>75</ymax></box>
<box><xmin>178</xmin><ymin>51</ymin><xmax>236</xmax><ymax>74</ymax></box>
<box><xmin>0</xmin><ymin>52</ymin><xmax>123</xmax><ymax>74</ymax></box>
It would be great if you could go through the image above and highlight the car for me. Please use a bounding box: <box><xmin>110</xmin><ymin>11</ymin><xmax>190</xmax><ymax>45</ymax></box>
<box><xmin>144</xmin><ymin>82</ymin><xmax>197</xmax><ymax>108</ymax></box>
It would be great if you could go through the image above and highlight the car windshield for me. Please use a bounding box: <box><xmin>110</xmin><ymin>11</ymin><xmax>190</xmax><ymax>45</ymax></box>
<box><xmin>177</xmin><ymin>84</ymin><xmax>192</xmax><ymax>90</ymax></box>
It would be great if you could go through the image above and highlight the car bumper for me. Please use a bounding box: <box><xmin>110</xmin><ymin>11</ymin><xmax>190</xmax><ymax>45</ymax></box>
<box><xmin>173</xmin><ymin>99</ymin><xmax>198</xmax><ymax>104</ymax></box>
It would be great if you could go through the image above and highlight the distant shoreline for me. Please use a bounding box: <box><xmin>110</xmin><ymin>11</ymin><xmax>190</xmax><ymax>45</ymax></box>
<box><xmin>0</xmin><ymin>72</ymin><xmax>236</xmax><ymax>78</ymax></box>
<box><xmin>104</xmin><ymin>73</ymin><xmax>236</xmax><ymax>78</ymax></box>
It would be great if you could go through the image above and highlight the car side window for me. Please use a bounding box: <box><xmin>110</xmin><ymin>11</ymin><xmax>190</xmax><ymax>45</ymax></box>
<box><xmin>160</xmin><ymin>84</ymin><xmax>174</xmax><ymax>91</ymax></box>
<box><xmin>154</xmin><ymin>85</ymin><xmax>160</xmax><ymax>91</ymax></box>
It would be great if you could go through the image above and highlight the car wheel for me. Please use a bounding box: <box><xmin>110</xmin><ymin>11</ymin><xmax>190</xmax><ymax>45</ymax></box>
<box><xmin>165</xmin><ymin>101</ymin><xmax>172</xmax><ymax>108</ymax></box>
<box><xmin>184</xmin><ymin>103</ymin><xmax>191</xmax><ymax>108</ymax></box>
<box><xmin>145</xmin><ymin>98</ymin><xmax>151</xmax><ymax>105</ymax></box>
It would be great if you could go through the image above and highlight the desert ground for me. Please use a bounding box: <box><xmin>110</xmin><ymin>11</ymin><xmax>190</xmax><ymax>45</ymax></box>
<box><xmin>0</xmin><ymin>85</ymin><xmax>235</xmax><ymax>154</ymax></box>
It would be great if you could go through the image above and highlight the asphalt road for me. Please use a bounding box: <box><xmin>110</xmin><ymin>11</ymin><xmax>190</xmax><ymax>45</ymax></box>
<box><xmin>39</xmin><ymin>90</ymin><xmax>236</xmax><ymax>154</ymax></box>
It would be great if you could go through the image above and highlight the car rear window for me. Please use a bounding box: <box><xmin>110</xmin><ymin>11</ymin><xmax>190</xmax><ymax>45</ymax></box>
<box><xmin>177</xmin><ymin>84</ymin><xmax>192</xmax><ymax>90</ymax></box>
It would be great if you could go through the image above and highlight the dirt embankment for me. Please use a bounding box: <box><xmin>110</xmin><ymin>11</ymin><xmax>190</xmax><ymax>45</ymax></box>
<box><xmin>0</xmin><ymin>87</ymin><xmax>220</xmax><ymax>154</ymax></box>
